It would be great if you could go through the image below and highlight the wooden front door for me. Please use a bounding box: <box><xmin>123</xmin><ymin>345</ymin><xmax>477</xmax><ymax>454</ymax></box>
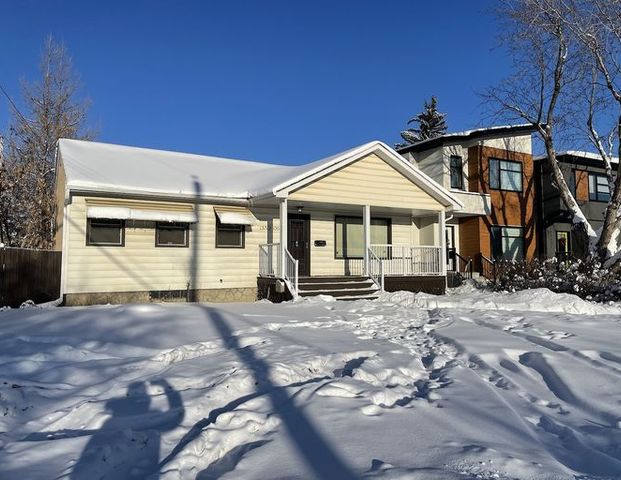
<box><xmin>288</xmin><ymin>215</ymin><xmax>311</xmax><ymax>276</ymax></box>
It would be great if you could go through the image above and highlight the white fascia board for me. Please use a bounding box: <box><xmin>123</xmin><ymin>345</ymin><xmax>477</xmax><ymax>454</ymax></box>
<box><xmin>272</xmin><ymin>141</ymin><xmax>463</xmax><ymax>211</ymax></box>
<box><xmin>271</xmin><ymin>142</ymin><xmax>381</xmax><ymax>196</ymax></box>
<box><xmin>67</xmin><ymin>185</ymin><xmax>251</xmax><ymax>206</ymax></box>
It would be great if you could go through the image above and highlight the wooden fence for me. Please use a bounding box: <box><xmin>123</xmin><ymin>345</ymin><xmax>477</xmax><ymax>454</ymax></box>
<box><xmin>0</xmin><ymin>248</ymin><xmax>62</xmax><ymax>307</ymax></box>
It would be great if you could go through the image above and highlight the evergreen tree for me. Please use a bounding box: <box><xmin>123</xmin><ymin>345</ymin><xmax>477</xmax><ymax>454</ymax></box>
<box><xmin>398</xmin><ymin>96</ymin><xmax>447</xmax><ymax>147</ymax></box>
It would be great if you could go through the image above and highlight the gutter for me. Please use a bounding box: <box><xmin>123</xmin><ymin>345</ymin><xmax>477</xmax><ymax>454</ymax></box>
<box><xmin>67</xmin><ymin>188</ymin><xmax>252</xmax><ymax>206</ymax></box>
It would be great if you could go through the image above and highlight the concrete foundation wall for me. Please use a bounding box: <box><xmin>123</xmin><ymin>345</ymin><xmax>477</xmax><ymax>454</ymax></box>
<box><xmin>63</xmin><ymin>287</ymin><xmax>257</xmax><ymax>306</ymax></box>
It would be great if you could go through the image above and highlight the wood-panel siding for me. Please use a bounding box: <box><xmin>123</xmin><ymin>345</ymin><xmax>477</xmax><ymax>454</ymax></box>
<box><xmin>466</xmin><ymin>145</ymin><xmax>537</xmax><ymax>260</ymax></box>
<box><xmin>575</xmin><ymin>169</ymin><xmax>589</xmax><ymax>202</ymax></box>
<box><xmin>307</xmin><ymin>211</ymin><xmax>416</xmax><ymax>276</ymax></box>
<box><xmin>289</xmin><ymin>154</ymin><xmax>443</xmax><ymax>211</ymax></box>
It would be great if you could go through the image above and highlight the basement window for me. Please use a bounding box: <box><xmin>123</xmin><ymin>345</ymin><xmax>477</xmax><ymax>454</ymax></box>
<box><xmin>87</xmin><ymin>219</ymin><xmax>125</xmax><ymax>246</ymax></box>
<box><xmin>156</xmin><ymin>222</ymin><xmax>189</xmax><ymax>247</ymax></box>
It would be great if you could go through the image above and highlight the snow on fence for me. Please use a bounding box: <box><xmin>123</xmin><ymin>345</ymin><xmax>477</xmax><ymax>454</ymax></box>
<box><xmin>0</xmin><ymin>247</ymin><xmax>61</xmax><ymax>307</ymax></box>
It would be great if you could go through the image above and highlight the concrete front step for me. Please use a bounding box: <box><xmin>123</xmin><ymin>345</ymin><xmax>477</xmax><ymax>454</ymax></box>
<box><xmin>298</xmin><ymin>276</ymin><xmax>369</xmax><ymax>284</ymax></box>
<box><xmin>298</xmin><ymin>281</ymin><xmax>375</xmax><ymax>291</ymax></box>
<box><xmin>296</xmin><ymin>276</ymin><xmax>379</xmax><ymax>300</ymax></box>
<box><xmin>299</xmin><ymin>288</ymin><xmax>379</xmax><ymax>298</ymax></box>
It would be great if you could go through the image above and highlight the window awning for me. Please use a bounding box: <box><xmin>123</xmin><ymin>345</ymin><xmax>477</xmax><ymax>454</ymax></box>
<box><xmin>87</xmin><ymin>206</ymin><xmax>197</xmax><ymax>223</ymax></box>
<box><xmin>214</xmin><ymin>207</ymin><xmax>258</xmax><ymax>226</ymax></box>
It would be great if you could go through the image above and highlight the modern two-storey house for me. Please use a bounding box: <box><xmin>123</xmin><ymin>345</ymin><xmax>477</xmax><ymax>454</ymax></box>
<box><xmin>398</xmin><ymin>125</ymin><xmax>538</xmax><ymax>275</ymax></box>
<box><xmin>535</xmin><ymin>151</ymin><xmax>618</xmax><ymax>259</ymax></box>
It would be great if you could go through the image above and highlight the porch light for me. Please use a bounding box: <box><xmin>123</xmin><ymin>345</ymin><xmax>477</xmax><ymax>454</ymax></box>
<box><xmin>297</xmin><ymin>206</ymin><xmax>304</xmax><ymax>214</ymax></box>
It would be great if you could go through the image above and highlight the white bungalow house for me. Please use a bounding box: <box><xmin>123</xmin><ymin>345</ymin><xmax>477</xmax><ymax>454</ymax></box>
<box><xmin>54</xmin><ymin>139</ymin><xmax>463</xmax><ymax>305</ymax></box>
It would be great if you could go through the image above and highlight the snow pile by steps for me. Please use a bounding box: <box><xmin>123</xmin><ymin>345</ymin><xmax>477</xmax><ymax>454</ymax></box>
<box><xmin>382</xmin><ymin>283</ymin><xmax>621</xmax><ymax>315</ymax></box>
<box><xmin>2</xmin><ymin>289</ymin><xmax>621</xmax><ymax>479</ymax></box>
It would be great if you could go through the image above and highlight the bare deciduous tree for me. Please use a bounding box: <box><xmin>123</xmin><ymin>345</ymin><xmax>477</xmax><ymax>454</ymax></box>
<box><xmin>486</xmin><ymin>0</ymin><xmax>621</xmax><ymax>265</ymax></box>
<box><xmin>1</xmin><ymin>36</ymin><xmax>92</xmax><ymax>248</ymax></box>
<box><xmin>567</xmin><ymin>0</ymin><xmax>621</xmax><ymax>262</ymax></box>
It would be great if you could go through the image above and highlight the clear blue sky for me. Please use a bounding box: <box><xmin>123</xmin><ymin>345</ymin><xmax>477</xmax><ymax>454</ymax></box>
<box><xmin>1</xmin><ymin>0</ymin><xmax>507</xmax><ymax>165</ymax></box>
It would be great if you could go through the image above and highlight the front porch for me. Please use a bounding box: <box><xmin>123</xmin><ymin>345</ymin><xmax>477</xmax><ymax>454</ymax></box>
<box><xmin>256</xmin><ymin>199</ymin><xmax>447</xmax><ymax>300</ymax></box>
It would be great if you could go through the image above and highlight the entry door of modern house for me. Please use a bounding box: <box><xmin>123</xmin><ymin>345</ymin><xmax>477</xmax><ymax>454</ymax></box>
<box><xmin>288</xmin><ymin>215</ymin><xmax>311</xmax><ymax>276</ymax></box>
<box><xmin>446</xmin><ymin>225</ymin><xmax>456</xmax><ymax>271</ymax></box>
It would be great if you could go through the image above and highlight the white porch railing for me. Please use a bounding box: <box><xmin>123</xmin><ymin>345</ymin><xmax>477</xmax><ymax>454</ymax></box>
<box><xmin>258</xmin><ymin>243</ymin><xmax>299</xmax><ymax>298</ymax></box>
<box><xmin>258</xmin><ymin>243</ymin><xmax>280</xmax><ymax>277</ymax></box>
<box><xmin>370</xmin><ymin>245</ymin><xmax>443</xmax><ymax>276</ymax></box>
<box><xmin>367</xmin><ymin>248</ymin><xmax>384</xmax><ymax>291</ymax></box>
<box><xmin>283</xmin><ymin>248</ymin><xmax>299</xmax><ymax>296</ymax></box>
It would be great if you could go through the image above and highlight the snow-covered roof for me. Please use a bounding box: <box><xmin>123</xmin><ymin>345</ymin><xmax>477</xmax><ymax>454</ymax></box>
<box><xmin>58</xmin><ymin>139</ymin><xmax>463</xmax><ymax>209</ymax></box>
<box><xmin>534</xmin><ymin>150</ymin><xmax>619</xmax><ymax>165</ymax></box>
<box><xmin>397</xmin><ymin>124</ymin><xmax>536</xmax><ymax>153</ymax></box>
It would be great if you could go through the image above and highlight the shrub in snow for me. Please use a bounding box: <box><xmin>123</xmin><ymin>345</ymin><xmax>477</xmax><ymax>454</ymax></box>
<box><xmin>488</xmin><ymin>257</ymin><xmax>621</xmax><ymax>302</ymax></box>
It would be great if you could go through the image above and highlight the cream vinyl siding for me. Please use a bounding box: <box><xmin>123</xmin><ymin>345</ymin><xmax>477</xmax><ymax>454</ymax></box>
<box><xmin>307</xmin><ymin>211</ymin><xmax>417</xmax><ymax>276</ymax></box>
<box><xmin>288</xmin><ymin>153</ymin><xmax>444</xmax><ymax>211</ymax></box>
<box><xmin>64</xmin><ymin>196</ymin><xmax>278</xmax><ymax>294</ymax></box>
<box><xmin>64</xmin><ymin>195</ymin><xmax>428</xmax><ymax>292</ymax></box>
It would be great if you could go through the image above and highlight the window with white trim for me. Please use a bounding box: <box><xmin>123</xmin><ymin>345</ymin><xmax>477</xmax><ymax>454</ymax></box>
<box><xmin>334</xmin><ymin>216</ymin><xmax>390</xmax><ymax>259</ymax></box>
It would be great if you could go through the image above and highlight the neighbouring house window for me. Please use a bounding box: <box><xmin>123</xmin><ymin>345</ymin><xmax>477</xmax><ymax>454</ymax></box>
<box><xmin>569</xmin><ymin>170</ymin><xmax>576</xmax><ymax>196</ymax></box>
<box><xmin>489</xmin><ymin>158</ymin><xmax>523</xmax><ymax>192</ymax></box>
<box><xmin>588</xmin><ymin>173</ymin><xmax>611</xmax><ymax>202</ymax></box>
<box><xmin>156</xmin><ymin>222</ymin><xmax>189</xmax><ymax>247</ymax></box>
<box><xmin>87</xmin><ymin>219</ymin><xmax>124</xmax><ymax>246</ymax></box>
<box><xmin>556</xmin><ymin>231</ymin><xmax>570</xmax><ymax>255</ymax></box>
<box><xmin>335</xmin><ymin>216</ymin><xmax>390</xmax><ymax>259</ymax></box>
<box><xmin>216</xmin><ymin>219</ymin><xmax>245</xmax><ymax>248</ymax></box>
<box><xmin>490</xmin><ymin>226</ymin><xmax>524</xmax><ymax>261</ymax></box>
<box><xmin>450</xmin><ymin>156</ymin><xmax>464</xmax><ymax>190</ymax></box>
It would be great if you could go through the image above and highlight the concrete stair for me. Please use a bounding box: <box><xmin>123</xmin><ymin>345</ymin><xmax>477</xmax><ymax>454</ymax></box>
<box><xmin>297</xmin><ymin>276</ymin><xmax>380</xmax><ymax>301</ymax></box>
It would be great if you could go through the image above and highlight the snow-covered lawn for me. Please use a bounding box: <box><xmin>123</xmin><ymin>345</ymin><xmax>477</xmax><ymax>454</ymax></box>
<box><xmin>2</xmin><ymin>286</ymin><xmax>621</xmax><ymax>480</ymax></box>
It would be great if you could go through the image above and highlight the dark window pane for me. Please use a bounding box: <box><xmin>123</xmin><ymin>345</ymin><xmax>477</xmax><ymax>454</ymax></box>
<box><xmin>88</xmin><ymin>219</ymin><xmax>123</xmax><ymax>246</ymax></box>
<box><xmin>491</xmin><ymin>226</ymin><xmax>524</xmax><ymax>260</ymax></box>
<box><xmin>216</xmin><ymin>222</ymin><xmax>244</xmax><ymax>247</ymax></box>
<box><xmin>489</xmin><ymin>159</ymin><xmax>522</xmax><ymax>192</ymax></box>
<box><xmin>156</xmin><ymin>223</ymin><xmax>188</xmax><ymax>247</ymax></box>
<box><xmin>589</xmin><ymin>173</ymin><xmax>611</xmax><ymax>201</ymax></box>
<box><xmin>450</xmin><ymin>156</ymin><xmax>463</xmax><ymax>189</ymax></box>
<box><xmin>489</xmin><ymin>159</ymin><xmax>500</xmax><ymax>189</ymax></box>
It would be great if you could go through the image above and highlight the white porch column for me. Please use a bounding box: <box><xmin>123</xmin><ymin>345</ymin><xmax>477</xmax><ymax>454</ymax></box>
<box><xmin>437</xmin><ymin>210</ymin><xmax>447</xmax><ymax>277</ymax></box>
<box><xmin>363</xmin><ymin>205</ymin><xmax>371</xmax><ymax>275</ymax></box>
<box><xmin>279</xmin><ymin>198</ymin><xmax>288</xmax><ymax>278</ymax></box>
